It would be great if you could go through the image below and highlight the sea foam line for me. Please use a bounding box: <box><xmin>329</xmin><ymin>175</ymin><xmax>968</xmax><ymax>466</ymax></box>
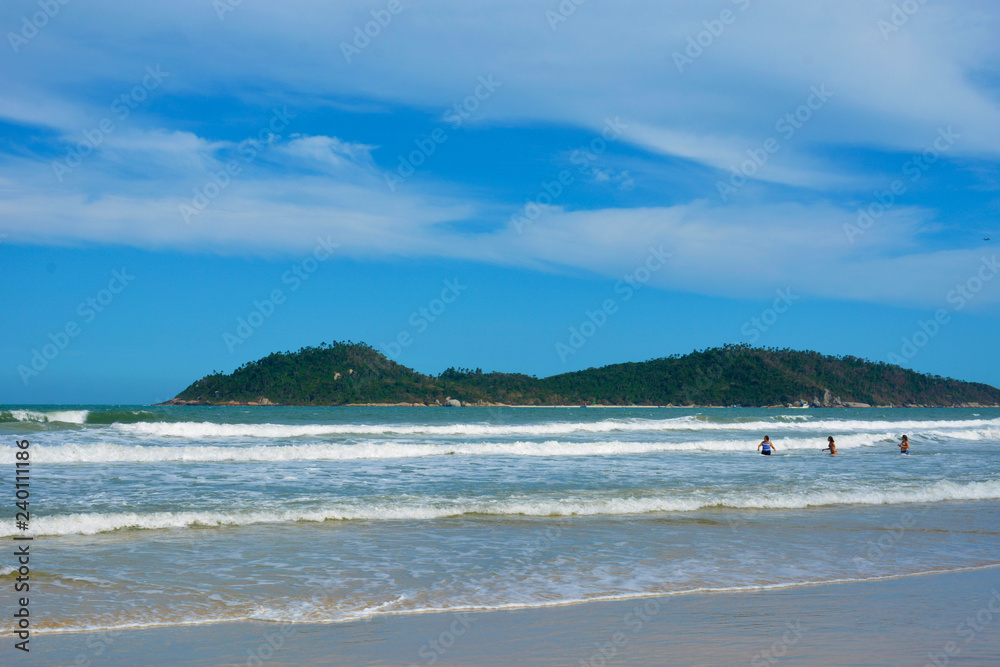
<box><xmin>26</xmin><ymin>564</ymin><xmax>1000</xmax><ymax>634</ymax></box>
<box><xmin>244</xmin><ymin>563</ymin><xmax>1000</xmax><ymax>626</ymax></box>
<box><xmin>4</xmin><ymin>433</ymin><xmax>898</xmax><ymax>464</ymax></box>
<box><xmin>8</xmin><ymin>479</ymin><xmax>1000</xmax><ymax>536</ymax></box>
<box><xmin>112</xmin><ymin>416</ymin><xmax>1000</xmax><ymax>439</ymax></box>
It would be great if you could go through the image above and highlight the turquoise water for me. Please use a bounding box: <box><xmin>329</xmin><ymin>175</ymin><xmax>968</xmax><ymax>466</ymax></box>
<box><xmin>2</xmin><ymin>406</ymin><xmax>999</xmax><ymax>632</ymax></box>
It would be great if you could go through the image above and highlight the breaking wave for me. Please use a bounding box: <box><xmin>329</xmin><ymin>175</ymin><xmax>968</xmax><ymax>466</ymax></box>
<box><xmin>10</xmin><ymin>479</ymin><xmax>1000</xmax><ymax>536</ymax></box>
<box><xmin>6</xmin><ymin>433</ymin><xmax>901</xmax><ymax>464</ymax></box>
<box><xmin>113</xmin><ymin>416</ymin><xmax>1000</xmax><ymax>439</ymax></box>
<box><xmin>1</xmin><ymin>409</ymin><xmax>90</xmax><ymax>424</ymax></box>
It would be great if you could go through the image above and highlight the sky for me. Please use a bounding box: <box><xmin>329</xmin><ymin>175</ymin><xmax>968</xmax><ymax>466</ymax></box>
<box><xmin>1</xmin><ymin>0</ymin><xmax>999</xmax><ymax>404</ymax></box>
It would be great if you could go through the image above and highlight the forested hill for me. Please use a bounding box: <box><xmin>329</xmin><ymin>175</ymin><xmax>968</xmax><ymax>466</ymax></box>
<box><xmin>162</xmin><ymin>342</ymin><xmax>1000</xmax><ymax>407</ymax></box>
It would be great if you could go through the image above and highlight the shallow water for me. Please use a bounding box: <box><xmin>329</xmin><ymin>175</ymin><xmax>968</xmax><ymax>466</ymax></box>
<box><xmin>3</xmin><ymin>405</ymin><xmax>999</xmax><ymax>632</ymax></box>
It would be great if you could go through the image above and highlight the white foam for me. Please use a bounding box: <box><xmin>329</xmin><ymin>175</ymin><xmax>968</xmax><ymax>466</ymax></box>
<box><xmin>925</xmin><ymin>428</ymin><xmax>1000</xmax><ymax>441</ymax></box>
<box><xmin>32</xmin><ymin>564</ymin><xmax>1000</xmax><ymax>634</ymax></box>
<box><xmin>10</xmin><ymin>479</ymin><xmax>1000</xmax><ymax>536</ymax></box>
<box><xmin>6</xmin><ymin>433</ymin><xmax>894</xmax><ymax>464</ymax></box>
<box><xmin>112</xmin><ymin>416</ymin><xmax>1000</xmax><ymax>439</ymax></box>
<box><xmin>5</xmin><ymin>409</ymin><xmax>89</xmax><ymax>424</ymax></box>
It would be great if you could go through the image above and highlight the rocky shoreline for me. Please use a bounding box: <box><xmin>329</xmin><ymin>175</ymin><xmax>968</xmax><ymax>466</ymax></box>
<box><xmin>155</xmin><ymin>398</ymin><xmax>999</xmax><ymax>408</ymax></box>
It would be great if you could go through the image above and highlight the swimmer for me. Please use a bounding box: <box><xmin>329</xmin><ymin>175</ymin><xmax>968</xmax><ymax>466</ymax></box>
<box><xmin>758</xmin><ymin>436</ymin><xmax>776</xmax><ymax>456</ymax></box>
<box><xmin>898</xmin><ymin>435</ymin><xmax>910</xmax><ymax>455</ymax></box>
<box><xmin>822</xmin><ymin>436</ymin><xmax>838</xmax><ymax>455</ymax></box>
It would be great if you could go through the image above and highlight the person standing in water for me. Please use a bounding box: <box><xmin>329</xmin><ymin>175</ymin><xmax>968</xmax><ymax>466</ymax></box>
<box><xmin>898</xmin><ymin>435</ymin><xmax>910</xmax><ymax>455</ymax></box>
<box><xmin>758</xmin><ymin>436</ymin><xmax>776</xmax><ymax>456</ymax></box>
<box><xmin>822</xmin><ymin>436</ymin><xmax>838</xmax><ymax>455</ymax></box>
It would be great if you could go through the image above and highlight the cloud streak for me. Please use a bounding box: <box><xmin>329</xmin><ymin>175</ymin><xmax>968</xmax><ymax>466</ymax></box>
<box><xmin>1</xmin><ymin>0</ymin><xmax>999</xmax><ymax>312</ymax></box>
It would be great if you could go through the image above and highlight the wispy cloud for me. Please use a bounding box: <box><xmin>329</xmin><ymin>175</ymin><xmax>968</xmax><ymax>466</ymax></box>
<box><xmin>279</xmin><ymin>135</ymin><xmax>377</xmax><ymax>169</ymax></box>
<box><xmin>2</xmin><ymin>0</ymin><xmax>999</xmax><ymax>312</ymax></box>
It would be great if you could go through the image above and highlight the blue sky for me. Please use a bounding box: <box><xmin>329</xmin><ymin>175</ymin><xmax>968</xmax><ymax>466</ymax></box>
<box><xmin>2</xmin><ymin>0</ymin><xmax>999</xmax><ymax>404</ymax></box>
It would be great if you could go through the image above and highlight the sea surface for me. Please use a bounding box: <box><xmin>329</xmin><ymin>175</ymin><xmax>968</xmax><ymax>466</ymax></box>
<box><xmin>2</xmin><ymin>405</ymin><xmax>999</xmax><ymax>634</ymax></box>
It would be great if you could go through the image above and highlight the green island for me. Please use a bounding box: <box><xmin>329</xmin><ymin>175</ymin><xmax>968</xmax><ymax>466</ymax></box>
<box><xmin>161</xmin><ymin>342</ymin><xmax>1000</xmax><ymax>408</ymax></box>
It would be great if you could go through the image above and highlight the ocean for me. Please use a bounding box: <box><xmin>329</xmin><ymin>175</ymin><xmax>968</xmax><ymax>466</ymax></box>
<box><xmin>3</xmin><ymin>406</ymin><xmax>999</xmax><ymax>635</ymax></box>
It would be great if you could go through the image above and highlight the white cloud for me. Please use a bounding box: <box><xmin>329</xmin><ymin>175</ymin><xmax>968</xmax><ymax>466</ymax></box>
<box><xmin>5</xmin><ymin>0</ymin><xmax>1000</xmax><ymax>159</ymax></box>
<box><xmin>2</xmin><ymin>0</ymin><xmax>999</xmax><ymax>312</ymax></box>
<box><xmin>279</xmin><ymin>135</ymin><xmax>377</xmax><ymax>169</ymax></box>
<box><xmin>485</xmin><ymin>202</ymin><xmax>1000</xmax><ymax>309</ymax></box>
<box><xmin>625</xmin><ymin>123</ymin><xmax>858</xmax><ymax>191</ymax></box>
<box><xmin>2</xmin><ymin>128</ymin><xmax>993</xmax><ymax>310</ymax></box>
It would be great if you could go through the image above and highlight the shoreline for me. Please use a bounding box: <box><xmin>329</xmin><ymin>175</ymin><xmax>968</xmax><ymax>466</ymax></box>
<box><xmin>29</xmin><ymin>563</ymin><xmax>1000</xmax><ymax>637</ymax></box>
<box><xmin>26</xmin><ymin>565</ymin><xmax>1000</xmax><ymax>666</ymax></box>
<box><xmin>154</xmin><ymin>400</ymin><xmax>1000</xmax><ymax>408</ymax></box>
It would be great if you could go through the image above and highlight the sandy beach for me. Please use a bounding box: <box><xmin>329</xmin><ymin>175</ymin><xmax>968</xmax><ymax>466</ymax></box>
<box><xmin>27</xmin><ymin>566</ymin><xmax>1000</xmax><ymax>666</ymax></box>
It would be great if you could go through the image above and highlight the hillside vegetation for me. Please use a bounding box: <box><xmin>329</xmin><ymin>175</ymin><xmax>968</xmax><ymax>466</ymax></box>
<box><xmin>165</xmin><ymin>342</ymin><xmax>1000</xmax><ymax>407</ymax></box>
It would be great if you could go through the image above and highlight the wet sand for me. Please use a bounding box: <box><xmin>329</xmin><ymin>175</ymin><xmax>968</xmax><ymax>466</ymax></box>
<box><xmin>27</xmin><ymin>566</ymin><xmax>1000</xmax><ymax>666</ymax></box>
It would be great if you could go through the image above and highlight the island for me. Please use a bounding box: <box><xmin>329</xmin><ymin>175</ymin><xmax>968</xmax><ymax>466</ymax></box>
<box><xmin>158</xmin><ymin>342</ymin><xmax>1000</xmax><ymax>408</ymax></box>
